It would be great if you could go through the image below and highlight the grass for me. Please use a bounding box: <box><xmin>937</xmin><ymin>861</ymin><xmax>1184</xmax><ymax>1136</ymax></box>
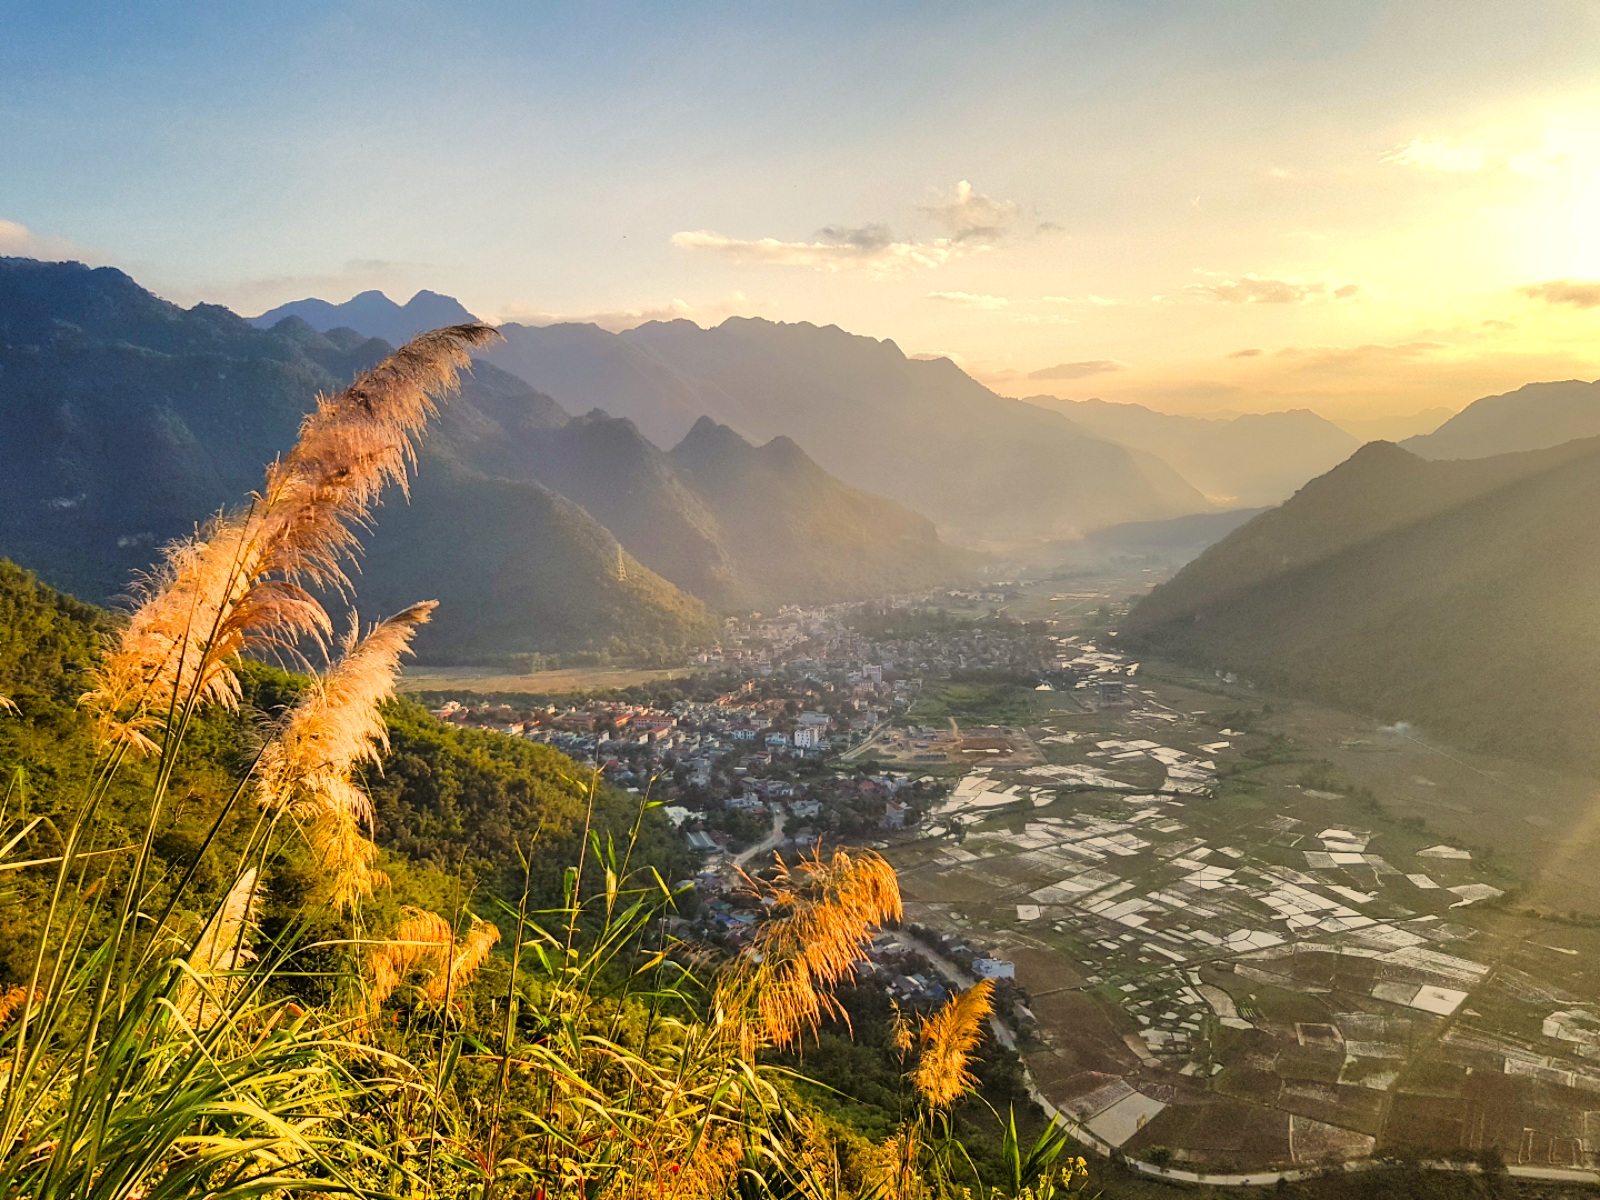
<box><xmin>0</xmin><ymin>330</ymin><xmax>1091</xmax><ymax>1200</ymax></box>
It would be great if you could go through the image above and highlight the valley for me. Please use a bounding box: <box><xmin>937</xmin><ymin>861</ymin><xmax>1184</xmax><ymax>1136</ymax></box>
<box><xmin>876</xmin><ymin>578</ymin><xmax>1600</xmax><ymax>1179</ymax></box>
<box><xmin>408</xmin><ymin>554</ymin><xmax>1600</xmax><ymax>1181</ymax></box>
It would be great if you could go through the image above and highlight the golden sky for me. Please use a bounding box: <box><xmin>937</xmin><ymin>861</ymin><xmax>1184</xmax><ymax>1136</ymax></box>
<box><xmin>4</xmin><ymin>3</ymin><xmax>1598</xmax><ymax>421</ymax></box>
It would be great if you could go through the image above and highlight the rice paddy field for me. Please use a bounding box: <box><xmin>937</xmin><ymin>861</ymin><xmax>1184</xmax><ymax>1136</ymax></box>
<box><xmin>882</xmin><ymin>578</ymin><xmax>1600</xmax><ymax>1179</ymax></box>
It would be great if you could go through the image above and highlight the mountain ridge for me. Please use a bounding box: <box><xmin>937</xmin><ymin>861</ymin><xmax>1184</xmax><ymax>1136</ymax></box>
<box><xmin>481</xmin><ymin>314</ymin><xmax>1211</xmax><ymax>544</ymax></box>
<box><xmin>251</xmin><ymin>288</ymin><xmax>481</xmax><ymax>346</ymax></box>
<box><xmin>0</xmin><ymin>259</ymin><xmax>713</xmax><ymax>662</ymax></box>
<box><xmin>1030</xmin><ymin>396</ymin><xmax>1360</xmax><ymax>507</ymax></box>
<box><xmin>1400</xmin><ymin>379</ymin><xmax>1600</xmax><ymax>460</ymax></box>
<box><xmin>1123</xmin><ymin>435</ymin><xmax>1600</xmax><ymax>771</ymax></box>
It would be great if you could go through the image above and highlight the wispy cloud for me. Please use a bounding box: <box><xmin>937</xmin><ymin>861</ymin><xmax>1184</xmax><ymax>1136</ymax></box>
<box><xmin>1043</xmin><ymin>294</ymin><xmax>1121</xmax><ymax>308</ymax></box>
<box><xmin>927</xmin><ymin>291</ymin><xmax>1010</xmax><ymax>309</ymax></box>
<box><xmin>1519</xmin><ymin>279</ymin><xmax>1600</xmax><ymax>309</ymax></box>
<box><xmin>916</xmin><ymin>180</ymin><xmax>1019</xmax><ymax>243</ymax></box>
<box><xmin>1027</xmin><ymin>359</ymin><xmax>1127</xmax><ymax>380</ymax></box>
<box><xmin>1381</xmin><ymin>139</ymin><xmax>1489</xmax><ymax>172</ymax></box>
<box><xmin>1228</xmin><ymin>348</ymin><xmax>1263</xmax><ymax>358</ymax></box>
<box><xmin>671</xmin><ymin>227</ymin><xmax>955</xmax><ymax>273</ymax></box>
<box><xmin>671</xmin><ymin>180</ymin><xmax>1026</xmax><ymax>275</ymax></box>
<box><xmin>1186</xmin><ymin>273</ymin><xmax>1361</xmax><ymax>304</ymax></box>
<box><xmin>0</xmin><ymin>218</ymin><xmax>103</xmax><ymax>264</ymax></box>
<box><xmin>1274</xmin><ymin>340</ymin><xmax>1447</xmax><ymax>374</ymax></box>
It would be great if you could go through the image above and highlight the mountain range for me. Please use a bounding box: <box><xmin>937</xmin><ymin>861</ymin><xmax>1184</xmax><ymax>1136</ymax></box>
<box><xmin>1033</xmin><ymin>397</ymin><xmax>1361</xmax><ymax>507</ymax></box>
<box><xmin>477</xmin><ymin>319</ymin><xmax>1211</xmax><ymax>544</ymax></box>
<box><xmin>1123</xmin><ymin>436</ymin><xmax>1600</xmax><ymax>771</ymax></box>
<box><xmin>251</xmin><ymin>289</ymin><xmax>479</xmax><ymax>347</ymax></box>
<box><xmin>0</xmin><ymin>258</ymin><xmax>971</xmax><ymax>662</ymax></box>
<box><xmin>1400</xmin><ymin>378</ymin><xmax>1600</xmax><ymax>460</ymax></box>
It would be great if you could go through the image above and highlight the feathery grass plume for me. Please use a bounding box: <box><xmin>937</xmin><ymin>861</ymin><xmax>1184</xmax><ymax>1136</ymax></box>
<box><xmin>189</xmin><ymin>868</ymin><xmax>262</xmax><ymax>976</ymax></box>
<box><xmin>368</xmin><ymin>906</ymin><xmax>454</xmax><ymax>1010</ymax></box>
<box><xmin>309</xmin><ymin>808</ymin><xmax>385</xmax><ymax>913</ymax></box>
<box><xmin>422</xmin><ymin>916</ymin><xmax>501</xmax><ymax>1005</ymax></box>
<box><xmin>81</xmin><ymin>324</ymin><xmax>499</xmax><ymax>754</ymax></box>
<box><xmin>181</xmin><ymin>868</ymin><xmax>262</xmax><ymax>1025</ymax></box>
<box><xmin>725</xmin><ymin>847</ymin><xmax>902</xmax><ymax>1051</ymax></box>
<box><xmin>889</xmin><ymin>1001</ymin><xmax>914</xmax><ymax>1057</ymax></box>
<box><xmin>911</xmin><ymin>978</ymin><xmax>993</xmax><ymax>1109</ymax></box>
<box><xmin>257</xmin><ymin>601</ymin><xmax>435</xmax><ymax>909</ymax></box>
<box><xmin>0</xmin><ymin>986</ymin><xmax>39</xmax><ymax>1029</ymax></box>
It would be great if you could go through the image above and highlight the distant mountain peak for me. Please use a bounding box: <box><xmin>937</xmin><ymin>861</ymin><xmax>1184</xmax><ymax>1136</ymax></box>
<box><xmin>249</xmin><ymin>288</ymin><xmax>480</xmax><ymax>345</ymax></box>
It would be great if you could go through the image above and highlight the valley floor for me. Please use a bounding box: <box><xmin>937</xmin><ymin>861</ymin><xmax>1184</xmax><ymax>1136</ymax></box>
<box><xmin>877</xmin><ymin>575</ymin><xmax>1600</xmax><ymax>1180</ymax></box>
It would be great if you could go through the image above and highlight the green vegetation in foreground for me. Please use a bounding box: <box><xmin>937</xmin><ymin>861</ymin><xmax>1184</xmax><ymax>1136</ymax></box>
<box><xmin>0</xmin><ymin>328</ymin><xmax>1087</xmax><ymax>1199</ymax></box>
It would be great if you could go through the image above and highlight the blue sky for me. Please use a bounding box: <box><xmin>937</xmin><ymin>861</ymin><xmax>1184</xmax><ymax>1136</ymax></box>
<box><xmin>4</xmin><ymin>1</ymin><xmax>1600</xmax><ymax>416</ymax></box>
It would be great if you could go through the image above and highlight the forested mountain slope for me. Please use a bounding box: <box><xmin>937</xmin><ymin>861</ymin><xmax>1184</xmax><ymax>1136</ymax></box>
<box><xmin>1401</xmin><ymin>379</ymin><xmax>1600</xmax><ymax>460</ymax></box>
<box><xmin>1124</xmin><ymin>437</ymin><xmax>1600</xmax><ymax>770</ymax></box>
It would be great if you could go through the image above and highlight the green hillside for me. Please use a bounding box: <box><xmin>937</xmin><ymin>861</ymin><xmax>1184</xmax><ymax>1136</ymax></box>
<box><xmin>1124</xmin><ymin>437</ymin><xmax>1600</xmax><ymax>771</ymax></box>
<box><xmin>357</xmin><ymin>459</ymin><xmax>719</xmax><ymax>663</ymax></box>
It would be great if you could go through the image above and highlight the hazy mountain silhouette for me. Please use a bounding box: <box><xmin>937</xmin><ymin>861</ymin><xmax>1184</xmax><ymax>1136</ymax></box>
<box><xmin>1400</xmin><ymin>379</ymin><xmax>1600</xmax><ymax>460</ymax></box>
<box><xmin>0</xmin><ymin>259</ymin><xmax>711</xmax><ymax>661</ymax></box>
<box><xmin>251</xmin><ymin>289</ymin><xmax>480</xmax><ymax>346</ymax></box>
<box><xmin>1035</xmin><ymin>397</ymin><xmax>1360</xmax><ymax>507</ymax></box>
<box><xmin>430</xmin><ymin>375</ymin><xmax>976</xmax><ymax>609</ymax></box>
<box><xmin>482</xmin><ymin>317</ymin><xmax>1208</xmax><ymax>543</ymax></box>
<box><xmin>1124</xmin><ymin>436</ymin><xmax>1600</xmax><ymax>770</ymax></box>
<box><xmin>0</xmin><ymin>259</ymin><xmax>967</xmax><ymax>659</ymax></box>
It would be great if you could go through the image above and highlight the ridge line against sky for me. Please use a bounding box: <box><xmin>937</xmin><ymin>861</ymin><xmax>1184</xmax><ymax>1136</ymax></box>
<box><xmin>3</xmin><ymin>0</ymin><xmax>1599</xmax><ymax>418</ymax></box>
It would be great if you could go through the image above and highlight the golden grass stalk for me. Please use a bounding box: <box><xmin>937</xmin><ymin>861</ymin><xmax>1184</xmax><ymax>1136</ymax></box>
<box><xmin>369</xmin><ymin>907</ymin><xmax>454</xmax><ymax>1011</ymax></box>
<box><xmin>910</xmin><ymin>978</ymin><xmax>993</xmax><ymax>1109</ymax></box>
<box><xmin>81</xmin><ymin>324</ymin><xmax>499</xmax><ymax>754</ymax></box>
<box><xmin>0</xmin><ymin>986</ymin><xmax>40</xmax><ymax>1029</ymax></box>
<box><xmin>257</xmin><ymin>601</ymin><xmax>435</xmax><ymax>910</ymax></box>
<box><xmin>889</xmin><ymin>1001</ymin><xmax>914</xmax><ymax>1057</ymax></box>
<box><xmin>180</xmin><ymin>868</ymin><xmax>262</xmax><ymax>1025</ymax></box>
<box><xmin>0</xmin><ymin>697</ymin><xmax>16</xmax><ymax>716</ymax></box>
<box><xmin>422</xmin><ymin>916</ymin><xmax>501</xmax><ymax>1005</ymax></box>
<box><xmin>368</xmin><ymin>907</ymin><xmax>500</xmax><ymax>1011</ymax></box>
<box><xmin>721</xmin><ymin>848</ymin><xmax>902</xmax><ymax>1052</ymax></box>
<box><xmin>189</xmin><ymin>867</ymin><xmax>262</xmax><ymax>976</ymax></box>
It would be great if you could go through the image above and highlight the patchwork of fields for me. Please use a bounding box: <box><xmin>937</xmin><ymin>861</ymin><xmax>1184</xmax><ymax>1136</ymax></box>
<box><xmin>886</xmin><ymin>614</ymin><xmax>1600</xmax><ymax>1175</ymax></box>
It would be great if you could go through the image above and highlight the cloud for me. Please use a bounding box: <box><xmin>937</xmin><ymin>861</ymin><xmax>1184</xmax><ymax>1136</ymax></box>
<box><xmin>917</xmin><ymin>179</ymin><xmax>1019</xmax><ymax>244</ymax></box>
<box><xmin>1519</xmin><ymin>279</ymin><xmax>1600</xmax><ymax>309</ymax></box>
<box><xmin>670</xmin><ymin>179</ymin><xmax>1029</xmax><ymax>275</ymax></box>
<box><xmin>0</xmin><ymin>218</ymin><xmax>103</xmax><ymax>263</ymax></box>
<box><xmin>1027</xmin><ymin>359</ymin><xmax>1127</xmax><ymax>380</ymax></box>
<box><xmin>927</xmin><ymin>291</ymin><xmax>1009</xmax><ymax>309</ymax></box>
<box><xmin>1381</xmin><ymin>139</ymin><xmax>1490</xmax><ymax>172</ymax></box>
<box><xmin>671</xmin><ymin>227</ymin><xmax>955</xmax><ymax>274</ymax></box>
<box><xmin>1186</xmin><ymin>273</ymin><xmax>1362</xmax><ymax>304</ymax></box>
<box><xmin>1228</xmin><ymin>348</ymin><xmax>1263</xmax><ymax>358</ymax></box>
<box><xmin>1273</xmin><ymin>340</ymin><xmax>1447</xmax><ymax>374</ymax></box>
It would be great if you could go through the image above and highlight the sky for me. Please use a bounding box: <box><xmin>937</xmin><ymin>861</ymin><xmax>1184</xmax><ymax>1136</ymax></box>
<box><xmin>4</xmin><ymin>0</ymin><xmax>1600</xmax><ymax>420</ymax></box>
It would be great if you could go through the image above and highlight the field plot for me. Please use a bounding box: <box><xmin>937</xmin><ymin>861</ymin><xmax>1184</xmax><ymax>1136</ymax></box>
<box><xmin>887</xmin><ymin>601</ymin><xmax>1600</xmax><ymax>1173</ymax></box>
